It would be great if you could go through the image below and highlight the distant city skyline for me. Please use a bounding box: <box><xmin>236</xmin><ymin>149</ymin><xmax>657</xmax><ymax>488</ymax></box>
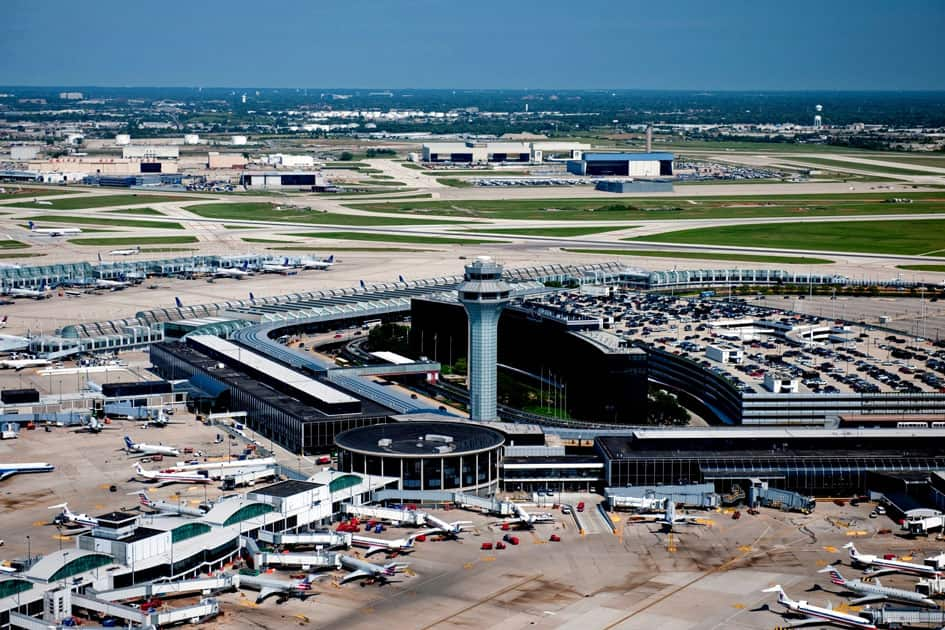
<box><xmin>3</xmin><ymin>0</ymin><xmax>944</xmax><ymax>91</ymax></box>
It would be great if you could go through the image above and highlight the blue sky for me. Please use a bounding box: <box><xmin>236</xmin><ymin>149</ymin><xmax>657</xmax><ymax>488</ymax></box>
<box><xmin>2</xmin><ymin>0</ymin><xmax>943</xmax><ymax>90</ymax></box>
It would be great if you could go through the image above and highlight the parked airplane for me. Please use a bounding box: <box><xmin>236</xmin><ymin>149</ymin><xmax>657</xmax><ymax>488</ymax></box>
<box><xmin>761</xmin><ymin>584</ymin><xmax>876</xmax><ymax>629</ymax></box>
<box><xmin>350</xmin><ymin>533</ymin><xmax>418</xmax><ymax>557</ymax></box>
<box><xmin>261</xmin><ymin>258</ymin><xmax>296</xmax><ymax>275</ymax></box>
<box><xmin>499</xmin><ymin>504</ymin><xmax>556</xmax><ymax>529</ymax></box>
<box><xmin>297</xmin><ymin>255</ymin><xmax>334</xmax><ymax>270</ymax></box>
<box><xmin>0</xmin><ymin>316</ymin><xmax>8</xmax><ymax>328</ymax></box>
<box><xmin>133</xmin><ymin>463</ymin><xmax>212</xmax><ymax>486</ymax></box>
<box><xmin>398</xmin><ymin>275</ymin><xmax>406</xmax><ymax>284</ymax></box>
<box><xmin>215</xmin><ymin>261</ymin><xmax>250</xmax><ymax>279</ymax></box>
<box><xmin>48</xmin><ymin>502</ymin><xmax>98</xmax><ymax>528</ymax></box>
<box><xmin>175</xmin><ymin>296</ymin><xmax>183</xmax><ymax>308</ymax></box>
<box><xmin>818</xmin><ymin>566</ymin><xmax>938</xmax><ymax>608</ymax></box>
<box><xmin>422</xmin><ymin>514</ymin><xmax>473</xmax><ymax>538</ymax></box>
<box><xmin>0</xmin><ymin>358</ymin><xmax>51</xmax><ymax>371</ymax></box>
<box><xmin>78</xmin><ymin>417</ymin><xmax>118</xmax><ymax>433</ymax></box>
<box><xmin>123</xmin><ymin>436</ymin><xmax>181</xmax><ymax>457</ymax></box>
<box><xmin>0</xmin><ymin>462</ymin><xmax>54</xmax><ymax>481</ymax></box>
<box><xmin>94</xmin><ymin>278</ymin><xmax>129</xmax><ymax>290</ymax></box>
<box><xmin>843</xmin><ymin>542</ymin><xmax>944</xmax><ymax>578</ymax></box>
<box><xmin>135</xmin><ymin>491</ymin><xmax>206</xmax><ymax>517</ymax></box>
<box><xmin>337</xmin><ymin>554</ymin><xmax>408</xmax><ymax>585</ymax></box>
<box><xmin>627</xmin><ymin>501</ymin><xmax>710</xmax><ymax>532</ymax></box>
<box><xmin>4</xmin><ymin>285</ymin><xmax>51</xmax><ymax>300</ymax></box>
<box><xmin>27</xmin><ymin>221</ymin><xmax>81</xmax><ymax>237</ymax></box>
<box><xmin>141</xmin><ymin>409</ymin><xmax>184</xmax><ymax>429</ymax></box>
<box><xmin>237</xmin><ymin>572</ymin><xmax>313</xmax><ymax>603</ymax></box>
<box><xmin>108</xmin><ymin>246</ymin><xmax>140</xmax><ymax>256</ymax></box>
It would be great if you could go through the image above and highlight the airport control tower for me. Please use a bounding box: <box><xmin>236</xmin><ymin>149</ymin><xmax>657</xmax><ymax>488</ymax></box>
<box><xmin>458</xmin><ymin>256</ymin><xmax>511</xmax><ymax>422</ymax></box>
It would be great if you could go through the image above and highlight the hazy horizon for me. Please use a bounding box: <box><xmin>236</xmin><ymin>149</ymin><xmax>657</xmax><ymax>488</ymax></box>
<box><xmin>4</xmin><ymin>0</ymin><xmax>944</xmax><ymax>91</ymax></box>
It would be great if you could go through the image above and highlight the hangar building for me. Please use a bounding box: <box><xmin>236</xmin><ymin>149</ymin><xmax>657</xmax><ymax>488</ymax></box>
<box><xmin>567</xmin><ymin>152</ymin><xmax>674</xmax><ymax>177</ymax></box>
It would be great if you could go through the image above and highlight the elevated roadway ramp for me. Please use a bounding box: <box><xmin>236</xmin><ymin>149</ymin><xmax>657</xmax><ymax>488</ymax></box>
<box><xmin>370</xmin><ymin>489</ymin><xmax>515</xmax><ymax>516</ymax></box>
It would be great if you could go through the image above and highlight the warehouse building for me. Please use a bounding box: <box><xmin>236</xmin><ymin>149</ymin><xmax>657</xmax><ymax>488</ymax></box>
<box><xmin>335</xmin><ymin>421</ymin><xmax>505</xmax><ymax>495</ymax></box>
<box><xmin>122</xmin><ymin>145</ymin><xmax>179</xmax><ymax>160</ymax></box>
<box><xmin>421</xmin><ymin>141</ymin><xmax>587</xmax><ymax>164</ymax></box>
<box><xmin>567</xmin><ymin>152</ymin><xmax>674</xmax><ymax>177</ymax></box>
<box><xmin>238</xmin><ymin>171</ymin><xmax>328</xmax><ymax>190</ymax></box>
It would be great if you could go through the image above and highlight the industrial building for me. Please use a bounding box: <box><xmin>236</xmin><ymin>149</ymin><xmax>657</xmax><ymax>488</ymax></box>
<box><xmin>238</xmin><ymin>171</ymin><xmax>328</xmax><ymax>190</ymax></box>
<box><xmin>335</xmin><ymin>421</ymin><xmax>505</xmax><ymax>495</ymax></box>
<box><xmin>207</xmin><ymin>152</ymin><xmax>247</xmax><ymax>169</ymax></box>
<box><xmin>567</xmin><ymin>152</ymin><xmax>674</xmax><ymax>177</ymax></box>
<box><xmin>121</xmin><ymin>145</ymin><xmax>179</xmax><ymax>160</ymax></box>
<box><xmin>421</xmin><ymin>141</ymin><xmax>587</xmax><ymax>164</ymax></box>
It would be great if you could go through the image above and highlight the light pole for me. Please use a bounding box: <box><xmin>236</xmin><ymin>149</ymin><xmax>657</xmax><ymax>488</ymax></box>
<box><xmin>26</xmin><ymin>535</ymin><xmax>30</xmax><ymax>568</ymax></box>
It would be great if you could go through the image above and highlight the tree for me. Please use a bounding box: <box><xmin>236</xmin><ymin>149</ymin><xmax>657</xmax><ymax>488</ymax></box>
<box><xmin>647</xmin><ymin>389</ymin><xmax>690</xmax><ymax>426</ymax></box>
<box><xmin>339</xmin><ymin>151</ymin><xmax>355</xmax><ymax>161</ymax></box>
<box><xmin>366</xmin><ymin>323</ymin><xmax>410</xmax><ymax>356</ymax></box>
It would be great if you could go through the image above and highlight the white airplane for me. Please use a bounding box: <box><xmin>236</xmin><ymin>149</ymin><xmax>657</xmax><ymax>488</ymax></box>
<box><xmin>78</xmin><ymin>417</ymin><xmax>118</xmax><ymax>433</ymax></box>
<box><xmin>133</xmin><ymin>463</ymin><xmax>212</xmax><ymax>485</ymax></box>
<box><xmin>297</xmin><ymin>255</ymin><xmax>334</xmax><ymax>270</ymax></box>
<box><xmin>818</xmin><ymin>566</ymin><xmax>938</xmax><ymax>608</ymax></box>
<box><xmin>261</xmin><ymin>258</ymin><xmax>296</xmax><ymax>275</ymax></box>
<box><xmin>422</xmin><ymin>514</ymin><xmax>473</xmax><ymax>538</ymax></box>
<box><xmin>237</xmin><ymin>572</ymin><xmax>314</xmax><ymax>603</ymax></box>
<box><xmin>0</xmin><ymin>315</ymin><xmax>8</xmax><ymax>328</ymax></box>
<box><xmin>499</xmin><ymin>504</ymin><xmax>556</xmax><ymax>529</ymax></box>
<box><xmin>350</xmin><ymin>533</ymin><xmax>420</xmax><ymax>557</ymax></box>
<box><xmin>134</xmin><ymin>491</ymin><xmax>206</xmax><ymax>517</ymax></box>
<box><xmin>48</xmin><ymin>502</ymin><xmax>98</xmax><ymax>528</ymax></box>
<box><xmin>27</xmin><ymin>221</ymin><xmax>81</xmax><ymax>237</ymax></box>
<box><xmin>0</xmin><ymin>358</ymin><xmax>51</xmax><ymax>371</ymax></box>
<box><xmin>94</xmin><ymin>278</ymin><xmax>129</xmax><ymax>290</ymax></box>
<box><xmin>214</xmin><ymin>262</ymin><xmax>250</xmax><ymax>279</ymax></box>
<box><xmin>844</xmin><ymin>542</ymin><xmax>944</xmax><ymax>578</ymax></box>
<box><xmin>626</xmin><ymin>501</ymin><xmax>710</xmax><ymax>532</ymax></box>
<box><xmin>0</xmin><ymin>462</ymin><xmax>54</xmax><ymax>481</ymax></box>
<box><xmin>761</xmin><ymin>584</ymin><xmax>876</xmax><ymax>629</ymax></box>
<box><xmin>123</xmin><ymin>435</ymin><xmax>181</xmax><ymax>457</ymax></box>
<box><xmin>140</xmin><ymin>409</ymin><xmax>184</xmax><ymax>429</ymax></box>
<box><xmin>4</xmin><ymin>285</ymin><xmax>51</xmax><ymax>300</ymax></box>
<box><xmin>337</xmin><ymin>554</ymin><xmax>408</xmax><ymax>585</ymax></box>
<box><xmin>162</xmin><ymin>457</ymin><xmax>277</xmax><ymax>475</ymax></box>
<box><xmin>108</xmin><ymin>246</ymin><xmax>140</xmax><ymax>256</ymax></box>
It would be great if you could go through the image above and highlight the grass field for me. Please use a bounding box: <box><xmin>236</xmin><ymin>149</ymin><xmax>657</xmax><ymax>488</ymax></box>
<box><xmin>564</xmin><ymin>248</ymin><xmax>834</xmax><ymax>264</ymax></box>
<box><xmin>785</xmin><ymin>157</ymin><xmax>941</xmax><ymax>177</ymax></box>
<box><xmin>0</xmin><ymin>188</ymin><xmax>80</xmax><ymax>199</ymax></box>
<box><xmin>0</xmin><ymin>252</ymin><xmax>44</xmax><ymax>259</ymax></box>
<box><xmin>631</xmin><ymin>219</ymin><xmax>945</xmax><ymax>256</ymax></box>
<box><xmin>896</xmin><ymin>264</ymin><xmax>945</xmax><ymax>273</ymax></box>
<box><xmin>436</xmin><ymin>178</ymin><xmax>473</xmax><ymax>188</ymax></box>
<box><xmin>105</xmin><ymin>207</ymin><xmax>165</xmax><ymax>216</ymax></box>
<box><xmin>27</xmin><ymin>215</ymin><xmax>183</xmax><ymax>229</ymax></box>
<box><xmin>185</xmin><ymin>202</ymin><xmax>464</xmax><ymax>226</ymax></box>
<box><xmin>10</xmin><ymin>194</ymin><xmax>191</xmax><ymax>210</ymax></box>
<box><xmin>288</xmin><ymin>231</ymin><xmax>506</xmax><ymax>245</ymax></box>
<box><xmin>0</xmin><ymin>240</ymin><xmax>29</xmax><ymax>249</ymax></box>
<box><xmin>867</xmin><ymin>156</ymin><xmax>945</xmax><ymax>169</ymax></box>
<box><xmin>242</xmin><ymin>238</ymin><xmax>284</xmax><ymax>243</ymax></box>
<box><xmin>459</xmin><ymin>226</ymin><xmax>634</xmax><ymax>237</ymax></box>
<box><xmin>68</xmin><ymin>236</ymin><xmax>199</xmax><ymax>246</ymax></box>
<box><xmin>347</xmin><ymin>191</ymin><xmax>945</xmax><ymax>222</ymax></box>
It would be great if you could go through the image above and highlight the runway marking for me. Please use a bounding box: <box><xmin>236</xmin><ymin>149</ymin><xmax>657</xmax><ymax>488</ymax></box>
<box><xmin>418</xmin><ymin>574</ymin><xmax>541</xmax><ymax>629</ymax></box>
<box><xmin>845</xmin><ymin>530</ymin><xmax>868</xmax><ymax>537</ymax></box>
<box><xmin>463</xmin><ymin>562</ymin><xmax>474</xmax><ymax>569</ymax></box>
<box><xmin>823</xmin><ymin>546</ymin><xmax>838</xmax><ymax>553</ymax></box>
<box><xmin>481</xmin><ymin>556</ymin><xmax>496</xmax><ymax>562</ymax></box>
<box><xmin>32</xmin><ymin>520</ymin><xmax>47</xmax><ymax>527</ymax></box>
<box><xmin>53</xmin><ymin>534</ymin><xmax>72</xmax><ymax>541</ymax></box>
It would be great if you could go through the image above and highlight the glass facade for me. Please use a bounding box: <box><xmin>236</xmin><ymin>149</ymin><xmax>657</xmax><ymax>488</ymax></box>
<box><xmin>339</xmin><ymin>449</ymin><xmax>501</xmax><ymax>494</ymax></box>
<box><xmin>49</xmin><ymin>554</ymin><xmax>112</xmax><ymax>582</ymax></box>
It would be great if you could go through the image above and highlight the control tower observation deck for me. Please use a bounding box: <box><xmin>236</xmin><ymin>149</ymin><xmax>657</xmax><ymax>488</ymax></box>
<box><xmin>458</xmin><ymin>257</ymin><xmax>511</xmax><ymax>422</ymax></box>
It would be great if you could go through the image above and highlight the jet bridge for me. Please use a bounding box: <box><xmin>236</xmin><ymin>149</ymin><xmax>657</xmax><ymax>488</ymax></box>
<box><xmin>342</xmin><ymin>503</ymin><xmax>428</xmax><ymax>526</ymax></box>
<box><xmin>255</xmin><ymin>551</ymin><xmax>338</xmax><ymax>571</ymax></box>
<box><xmin>70</xmin><ymin>592</ymin><xmax>219</xmax><ymax>627</ymax></box>
<box><xmin>257</xmin><ymin>529</ymin><xmax>352</xmax><ymax>548</ymax></box>
<box><xmin>89</xmin><ymin>575</ymin><xmax>234</xmax><ymax>602</ymax></box>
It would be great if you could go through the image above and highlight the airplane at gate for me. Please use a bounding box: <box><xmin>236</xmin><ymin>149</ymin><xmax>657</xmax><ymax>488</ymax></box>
<box><xmin>337</xmin><ymin>554</ymin><xmax>408</xmax><ymax>585</ymax></box>
<box><xmin>761</xmin><ymin>584</ymin><xmax>876</xmax><ymax>629</ymax></box>
<box><xmin>626</xmin><ymin>501</ymin><xmax>710</xmax><ymax>532</ymax></box>
<box><xmin>818</xmin><ymin>566</ymin><xmax>938</xmax><ymax>608</ymax></box>
<box><xmin>844</xmin><ymin>542</ymin><xmax>944</xmax><ymax>578</ymax></box>
<box><xmin>133</xmin><ymin>463</ymin><xmax>212</xmax><ymax>485</ymax></box>
<box><xmin>123</xmin><ymin>435</ymin><xmax>181</xmax><ymax>457</ymax></box>
<box><xmin>350</xmin><ymin>533</ymin><xmax>419</xmax><ymax>557</ymax></box>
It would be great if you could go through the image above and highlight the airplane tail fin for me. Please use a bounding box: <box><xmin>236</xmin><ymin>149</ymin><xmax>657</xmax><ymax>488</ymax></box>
<box><xmin>249</xmin><ymin>292</ymin><xmax>255</xmax><ymax>302</ymax></box>
<box><xmin>28</xmin><ymin>221</ymin><xmax>35</xmax><ymax>231</ymax></box>
<box><xmin>174</xmin><ymin>296</ymin><xmax>182</xmax><ymax>308</ymax></box>
<box><xmin>97</xmin><ymin>252</ymin><xmax>102</xmax><ymax>263</ymax></box>
<box><xmin>762</xmin><ymin>584</ymin><xmax>791</xmax><ymax>606</ymax></box>
<box><xmin>48</xmin><ymin>502</ymin><xmax>68</xmax><ymax>510</ymax></box>
<box><xmin>818</xmin><ymin>566</ymin><xmax>846</xmax><ymax>585</ymax></box>
<box><xmin>326</xmin><ymin>255</ymin><xmax>334</xmax><ymax>264</ymax></box>
<box><xmin>136</xmin><ymin>491</ymin><xmax>152</xmax><ymax>506</ymax></box>
<box><xmin>399</xmin><ymin>274</ymin><xmax>405</xmax><ymax>283</ymax></box>
<box><xmin>124</xmin><ymin>435</ymin><xmax>135</xmax><ymax>449</ymax></box>
<box><xmin>359</xmin><ymin>279</ymin><xmax>366</xmax><ymax>289</ymax></box>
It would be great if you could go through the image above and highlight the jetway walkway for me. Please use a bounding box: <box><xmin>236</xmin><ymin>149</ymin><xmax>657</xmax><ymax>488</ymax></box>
<box><xmin>257</xmin><ymin>529</ymin><xmax>352</xmax><ymax>548</ymax></box>
<box><xmin>863</xmin><ymin>606</ymin><xmax>945</xmax><ymax>627</ymax></box>
<box><xmin>255</xmin><ymin>551</ymin><xmax>338</xmax><ymax>571</ymax></box>
<box><xmin>342</xmin><ymin>503</ymin><xmax>427</xmax><ymax>526</ymax></box>
<box><xmin>90</xmin><ymin>576</ymin><xmax>233</xmax><ymax>602</ymax></box>
<box><xmin>329</xmin><ymin>362</ymin><xmax>440</xmax><ymax>378</ymax></box>
<box><xmin>370</xmin><ymin>489</ymin><xmax>515</xmax><ymax>516</ymax></box>
<box><xmin>71</xmin><ymin>592</ymin><xmax>219</xmax><ymax>627</ymax></box>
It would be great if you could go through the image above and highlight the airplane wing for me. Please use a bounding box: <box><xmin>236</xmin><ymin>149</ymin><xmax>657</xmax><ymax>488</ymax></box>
<box><xmin>850</xmin><ymin>595</ymin><xmax>885</xmax><ymax>606</ymax></box>
<box><xmin>785</xmin><ymin>618</ymin><xmax>829</xmax><ymax>628</ymax></box>
<box><xmin>362</xmin><ymin>546</ymin><xmax>386</xmax><ymax>557</ymax></box>
<box><xmin>864</xmin><ymin>568</ymin><xmax>896</xmax><ymax>578</ymax></box>
<box><xmin>340</xmin><ymin>570</ymin><xmax>371</xmax><ymax>584</ymax></box>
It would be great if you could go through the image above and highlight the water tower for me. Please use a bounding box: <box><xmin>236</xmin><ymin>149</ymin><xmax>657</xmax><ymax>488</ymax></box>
<box><xmin>814</xmin><ymin>104</ymin><xmax>823</xmax><ymax>130</ymax></box>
